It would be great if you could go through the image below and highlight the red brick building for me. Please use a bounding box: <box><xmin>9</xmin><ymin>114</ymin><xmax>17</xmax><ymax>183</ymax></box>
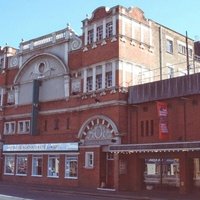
<box><xmin>0</xmin><ymin>5</ymin><xmax>199</xmax><ymax>195</ymax></box>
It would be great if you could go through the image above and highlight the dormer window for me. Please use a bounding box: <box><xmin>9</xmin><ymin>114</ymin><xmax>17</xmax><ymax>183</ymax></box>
<box><xmin>88</xmin><ymin>30</ymin><xmax>94</xmax><ymax>45</ymax></box>
<box><xmin>97</xmin><ymin>25</ymin><xmax>103</xmax><ymax>41</ymax></box>
<box><xmin>106</xmin><ymin>22</ymin><xmax>113</xmax><ymax>37</ymax></box>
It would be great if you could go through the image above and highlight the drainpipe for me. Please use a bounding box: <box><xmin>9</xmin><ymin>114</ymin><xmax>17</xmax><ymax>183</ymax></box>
<box><xmin>159</xmin><ymin>27</ymin><xmax>163</xmax><ymax>80</ymax></box>
<box><xmin>186</xmin><ymin>31</ymin><xmax>190</xmax><ymax>75</ymax></box>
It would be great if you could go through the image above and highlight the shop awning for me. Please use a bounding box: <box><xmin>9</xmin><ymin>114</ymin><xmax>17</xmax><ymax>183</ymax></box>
<box><xmin>109</xmin><ymin>141</ymin><xmax>200</xmax><ymax>153</ymax></box>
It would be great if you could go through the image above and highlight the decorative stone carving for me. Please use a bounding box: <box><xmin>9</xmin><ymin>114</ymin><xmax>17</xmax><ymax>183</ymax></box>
<box><xmin>11</xmin><ymin>56</ymin><xmax>19</xmax><ymax>67</ymax></box>
<box><xmin>71</xmin><ymin>79</ymin><xmax>81</xmax><ymax>94</ymax></box>
<box><xmin>30</xmin><ymin>60</ymin><xmax>55</xmax><ymax>79</ymax></box>
<box><xmin>86</xmin><ymin>124</ymin><xmax>112</xmax><ymax>140</ymax></box>
<box><xmin>71</xmin><ymin>37</ymin><xmax>82</xmax><ymax>50</ymax></box>
<box><xmin>78</xmin><ymin>115</ymin><xmax>121</xmax><ymax>146</ymax></box>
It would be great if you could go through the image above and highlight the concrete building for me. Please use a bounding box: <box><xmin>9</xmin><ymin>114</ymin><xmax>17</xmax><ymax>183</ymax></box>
<box><xmin>0</xmin><ymin>5</ymin><xmax>200</xmax><ymax>194</ymax></box>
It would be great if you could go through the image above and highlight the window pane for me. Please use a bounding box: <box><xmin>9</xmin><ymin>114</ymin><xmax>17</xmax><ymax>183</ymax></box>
<box><xmin>106</xmin><ymin>22</ymin><xmax>113</xmax><ymax>37</ymax></box>
<box><xmin>166</xmin><ymin>40</ymin><xmax>173</xmax><ymax>53</ymax></box>
<box><xmin>88</xmin><ymin>30</ymin><xmax>93</xmax><ymax>44</ymax></box>
<box><xmin>48</xmin><ymin>156</ymin><xmax>59</xmax><ymax>177</ymax></box>
<box><xmin>16</xmin><ymin>156</ymin><xmax>27</xmax><ymax>175</ymax></box>
<box><xmin>4</xmin><ymin>155</ymin><xmax>15</xmax><ymax>174</ymax></box>
<box><xmin>32</xmin><ymin>156</ymin><xmax>42</xmax><ymax>176</ymax></box>
<box><xmin>96</xmin><ymin>74</ymin><xmax>102</xmax><ymax>90</ymax></box>
<box><xmin>85</xmin><ymin>152</ymin><xmax>94</xmax><ymax>168</ymax></box>
<box><xmin>25</xmin><ymin>121</ymin><xmax>30</xmax><ymax>132</ymax></box>
<box><xmin>65</xmin><ymin>156</ymin><xmax>78</xmax><ymax>178</ymax></box>
<box><xmin>97</xmin><ymin>25</ymin><xmax>103</xmax><ymax>41</ymax></box>
<box><xmin>87</xmin><ymin>77</ymin><xmax>93</xmax><ymax>92</ymax></box>
<box><xmin>106</xmin><ymin>72</ymin><xmax>112</xmax><ymax>88</ymax></box>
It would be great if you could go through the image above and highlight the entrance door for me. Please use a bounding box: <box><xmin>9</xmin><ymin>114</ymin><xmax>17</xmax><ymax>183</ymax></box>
<box><xmin>106</xmin><ymin>153</ymin><xmax>114</xmax><ymax>188</ymax></box>
<box><xmin>144</xmin><ymin>158</ymin><xmax>180</xmax><ymax>189</ymax></box>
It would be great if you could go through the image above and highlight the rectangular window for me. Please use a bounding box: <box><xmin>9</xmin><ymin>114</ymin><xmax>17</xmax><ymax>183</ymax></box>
<box><xmin>96</xmin><ymin>74</ymin><xmax>102</xmax><ymax>90</ymax></box>
<box><xmin>32</xmin><ymin>156</ymin><xmax>43</xmax><ymax>176</ymax></box>
<box><xmin>88</xmin><ymin>30</ymin><xmax>93</xmax><ymax>44</ymax></box>
<box><xmin>4</xmin><ymin>121</ymin><xmax>15</xmax><ymax>134</ymax></box>
<box><xmin>106</xmin><ymin>72</ymin><xmax>112</xmax><ymax>88</ymax></box>
<box><xmin>4</xmin><ymin>155</ymin><xmax>15</xmax><ymax>175</ymax></box>
<box><xmin>48</xmin><ymin>156</ymin><xmax>59</xmax><ymax>177</ymax></box>
<box><xmin>166</xmin><ymin>39</ymin><xmax>173</xmax><ymax>53</ymax></box>
<box><xmin>87</xmin><ymin>77</ymin><xmax>93</xmax><ymax>92</ymax></box>
<box><xmin>178</xmin><ymin>44</ymin><xmax>186</xmax><ymax>54</ymax></box>
<box><xmin>65</xmin><ymin>155</ymin><xmax>78</xmax><ymax>178</ymax></box>
<box><xmin>18</xmin><ymin>120</ymin><xmax>30</xmax><ymax>134</ymax></box>
<box><xmin>16</xmin><ymin>156</ymin><xmax>27</xmax><ymax>176</ymax></box>
<box><xmin>85</xmin><ymin>152</ymin><xmax>94</xmax><ymax>168</ymax></box>
<box><xmin>106</xmin><ymin>22</ymin><xmax>113</xmax><ymax>37</ymax></box>
<box><xmin>97</xmin><ymin>25</ymin><xmax>103</xmax><ymax>41</ymax></box>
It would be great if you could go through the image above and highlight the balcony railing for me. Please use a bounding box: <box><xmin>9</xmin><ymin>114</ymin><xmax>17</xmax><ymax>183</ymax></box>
<box><xmin>19</xmin><ymin>26</ymin><xmax>73</xmax><ymax>52</ymax></box>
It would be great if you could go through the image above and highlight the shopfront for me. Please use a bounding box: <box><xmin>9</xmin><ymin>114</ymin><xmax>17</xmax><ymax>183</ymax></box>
<box><xmin>2</xmin><ymin>142</ymin><xmax>79</xmax><ymax>186</ymax></box>
<box><xmin>109</xmin><ymin>141</ymin><xmax>200</xmax><ymax>194</ymax></box>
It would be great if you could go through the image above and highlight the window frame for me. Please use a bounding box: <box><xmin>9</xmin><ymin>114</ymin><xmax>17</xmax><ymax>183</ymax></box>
<box><xmin>106</xmin><ymin>22</ymin><xmax>113</xmax><ymax>38</ymax></box>
<box><xmin>48</xmin><ymin>155</ymin><xmax>59</xmax><ymax>178</ymax></box>
<box><xmin>178</xmin><ymin>44</ymin><xmax>186</xmax><ymax>55</ymax></box>
<box><xmin>18</xmin><ymin>120</ymin><xmax>30</xmax><ymax>134</ymax></box>
<box><xmin>32</xmin><ymin>155</ymin><xmax>43</xmax><ymax>177</ymax></box>
<box><xmin>4</xmin><ymin>121</ymin><xmax>16</xmax><ymax>135</ymax></box>
<box><xmin>106</xmin><ymin>71</ymin><xmax>112</xmax><ymax>88</ymax></box>
<box><xmin>4</xmin><ymin>155</ymin><xmax>15</xmax><ymax>175</ymax></box>
<box><xmin>85</xmin><ymin>152</ymin><xmax>94</xmax><ymax>169</ymax></box>
<box><xmin>65</xmin><ymin>155</ymin><xmax>78</xmax><ymax>179</ymax></box>
<box><xmin>87</xmin><ymin>76</ymin><xmax>93</xmax><ymax>92</ymax></box>
<box><xmin>97</xmin><ymin>25</ymin><xmax>103</xmax><ymax>41</ymax></box>
<box><xmin>88</xmin><ymin>30</ymin><xmax>94</xmax><ymax>45</ymax></box>
<box><xmin>166</xmin><ymin>39</ymin><xmax>173</xmax><ymax>53</ymax></box>
<box><xmin>96</xmin><ymin>74</ymin><xmax>102</xmax><ymax>90</ymax></box>
<box><xmin>16</xmin><ymin>155</ymin><xmax>27</xmax><ymax>176</ymax></box>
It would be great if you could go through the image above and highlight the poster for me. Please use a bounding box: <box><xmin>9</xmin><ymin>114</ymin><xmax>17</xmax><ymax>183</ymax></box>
<box><xmin>157</xmin><ymin>101</ymin><xmax>169</xmax><ymax>140</ymax></box>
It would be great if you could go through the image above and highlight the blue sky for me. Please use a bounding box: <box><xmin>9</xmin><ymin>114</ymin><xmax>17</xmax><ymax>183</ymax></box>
<box><xmin>1</xmin><ymin>0</ymin><xmax>200</xmax><ymax>48</ymax></box>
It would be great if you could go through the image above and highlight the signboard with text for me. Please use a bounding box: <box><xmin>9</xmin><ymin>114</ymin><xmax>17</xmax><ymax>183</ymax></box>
<box><xmin>3</xmin><ymin>142</ymin><xmax>79</xmax><ymax>152</ymax></box>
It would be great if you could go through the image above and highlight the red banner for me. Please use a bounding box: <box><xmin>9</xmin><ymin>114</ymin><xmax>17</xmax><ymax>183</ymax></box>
<box><xmin>157</xmin><ymin>102</ymin><xmax>169</xmax><ymax>140</ymax></box>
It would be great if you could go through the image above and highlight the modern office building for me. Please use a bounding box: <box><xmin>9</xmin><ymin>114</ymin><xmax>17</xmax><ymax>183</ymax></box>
<box><xmin>0</xmin><ymin>5</ymin><xmax>199</xmax><ymax>194</ymax></box>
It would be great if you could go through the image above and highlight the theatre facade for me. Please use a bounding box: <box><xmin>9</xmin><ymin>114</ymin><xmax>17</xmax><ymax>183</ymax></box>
<box><xmin>0</xmin><ymin>5</ymin><xmax>200</xmax><ymax>195</ymax></box>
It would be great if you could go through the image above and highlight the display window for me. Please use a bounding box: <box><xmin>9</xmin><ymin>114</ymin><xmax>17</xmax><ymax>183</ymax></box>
<box><xmin>48</xmin><ymin>155</ymin><xmax>59</xmax><ymax>177</ymax></box>
<box><xmin>32</xmin><ymin>156</ymin><xmax>43</xmax><ymax>176</ymax></box>
<box><xmin>16</xmin><ymin>156</ymin><xmax>27</xmax><ymax>176</ymax></box>
<box><xmin>65</xmin><ymin>155</ymin><xmax>78</xmax><ymax>178</ymax></box>
<box><xmin>4</xmin><ymin>155</ymin><xmax>15</xmax><ymax>175</ymax></box>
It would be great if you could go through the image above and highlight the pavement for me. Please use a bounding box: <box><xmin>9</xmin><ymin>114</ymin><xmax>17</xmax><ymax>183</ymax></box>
<box><xmin>0</xmin><ymin>181</ymin><xmax>200</xmax><ymax>200</ymax></box>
